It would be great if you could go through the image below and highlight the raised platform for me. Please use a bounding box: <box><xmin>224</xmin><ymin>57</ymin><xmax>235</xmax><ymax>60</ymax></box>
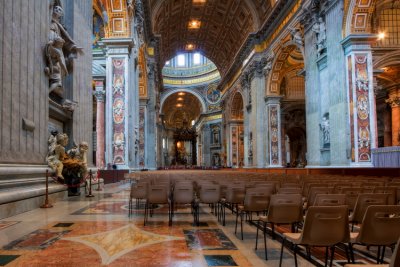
<box><xmin>0</xmin><ymin>164</ymin><xmax>102</xmax><ymax>219</ymax></box>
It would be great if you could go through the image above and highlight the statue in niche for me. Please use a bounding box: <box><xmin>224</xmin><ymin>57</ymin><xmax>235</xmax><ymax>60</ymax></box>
<box><xmin>319</xmin><ymin>114</ymin><xmax>330</xmax><ymax>147</ymax></box>
<box><xmin>290</xmin><ymin>28</ymin><xmax>304</xmax><ymax>57</ymax></box>
<box><xmin>290</xmin><ymin>28</ymin><xmax>304</xmax><ymax>48</ymax></box>
<box><xmin>44</xmin><ymin>0</ymin><xmax>82</xmax><ymax>94</ymax></box>
<box><xmin>312</xmin><ymin>17</ymin><xmax>326</xmax><ymax>57</ymax></box>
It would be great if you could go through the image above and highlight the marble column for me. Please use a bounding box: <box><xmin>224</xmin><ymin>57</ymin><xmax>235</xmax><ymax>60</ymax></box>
<box><xmin>94</xmin><ymin>80</ymin><xmax>106</xmax><ymax>168</ymax></box>
<box><xmin>253</xmin><ymin>65</ymin><xmax>267</xmax><ymax>168</ymax></box>
<box><xmin>342</xmin><ymin>34</ymin><xmax>377</xmax><ymax>166</ymax></box>
<box><xmin>103</xmin><ymin>38</ymin><xmax>135</xmax><ymax>169</ymax></box>
<box><xmin>265</xmin><ymin>96</ymin><xmax>283</xmax><ymax>167</ymax></box>
<box><xmin>387</xmin><ymin>89</ymin><xmax>400</xmax><ymax>146</ymax></box>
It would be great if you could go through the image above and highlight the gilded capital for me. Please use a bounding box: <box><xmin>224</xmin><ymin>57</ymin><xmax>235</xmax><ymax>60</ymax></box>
<box><xmin>386</xmin><ymin>96</ymin><xmax>400</xmax><ymax>108</ymax></box>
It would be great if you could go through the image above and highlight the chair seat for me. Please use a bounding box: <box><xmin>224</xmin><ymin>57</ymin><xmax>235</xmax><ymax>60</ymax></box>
<box><xmin>283</xmin><ymin>232</ymin><xmax>301</xmax><ymax>243</ymax></box>
<box><xmin>350</xmin><ymin>232</ymin><xmax>359</xmax><ymax>242</ymax></box>
<box><xmin>259</xmin><ymin>215</ymin><xmax>267</xmax><ymax>221</ymax></box>
<box><xmin>344</xmin><ymin>265</ymin><xmax>388</xmax><ymax>267</ymax></box>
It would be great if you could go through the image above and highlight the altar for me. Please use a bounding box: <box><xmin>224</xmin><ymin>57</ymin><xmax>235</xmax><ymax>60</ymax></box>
<box><xmin>372</xmin><ymin>146</ymin><xmax>400</xmax><ymax>168</ymax></box>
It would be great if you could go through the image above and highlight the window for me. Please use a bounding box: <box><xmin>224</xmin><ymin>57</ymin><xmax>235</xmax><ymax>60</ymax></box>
<box><xmin>193</xmin><ymin>53</ymin><xmax>201</xmax><ymax>65</ymax></box>
<box><xmin>165</xmin><ymin>60</ymin><xmax>170</xmax><ymax>66</ymax></box>
<box><xmin>177</xmin><ymin>54</ymin><xmax>185</xmax><ymax>66</ymax></box>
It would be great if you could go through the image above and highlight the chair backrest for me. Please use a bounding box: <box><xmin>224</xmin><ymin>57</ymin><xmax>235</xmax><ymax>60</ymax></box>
<box><xmin>267</xmin><ymin>194</ymin><xmax>303</xmax><ymax>224</ymax></box>
<box><xmin>173</xmin><ymin>183</ymin><xmax>194</xmax><ymax>204</ymax></box>
<box><xmin>243</xmin><ymin>188</ymin><xmax>271</xmax><ymax>212</ymax></box>
<box><xmin>350</xmin><ymin>193</ymin><xmax>389</xmax><ymax>224</ymax></box>
<box><xmin>307</xmin><ymin>187</ymin><xmax>333</xmax><ymax>208</ymax></box>
<box><xmin>131</xmin><ymin>181</ymin><xmax>149</xmax><ymax>199</ymax></box>
<box><xmin>300</xmin><ymin>205</ymin><xmax>349</xmax><ymax>246</ymax></box>
<box><xmin>357</xmin><ymin>205</ymin><xmax>400</xmax><ymax>246</ymax></box>
<box><xmin>340</xmin><ymin>187</ymin><xmax>363</xmax><ymax>211</ymax></box>
<box><xmin>313</xmin><ymin>194</ymin><xmax>346</xmax><ymax>206</ymax></box>
<box><xmin>278</xmin><ymin>187</ymin><xmax>302</xmax><ymax>194</ymax></box>
<box><xmin>199</xmin><ymin>184</ymin><xmax>220</xmax><ymax>204</ymax></box>
<box><xmin>147</xmin><ymin>184</ymin><xmax>169</xmax><ymax>204</ymax></box>
<box><xmin>225</xmin><ymin>186</ymin><xmax>246</xmax><ymax>203</ymax></box>
<box><xmin>373</xmin><ymin>186</ymin><xmax>398</xmax><ymax>205</ymax></box>
<box><xmin>390</xmin><ymin>237</ymin><xmax>400</xmax><ymax>267</ymax></box>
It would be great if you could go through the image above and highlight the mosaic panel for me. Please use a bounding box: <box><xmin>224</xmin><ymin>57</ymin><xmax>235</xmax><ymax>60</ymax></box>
<box><xmin>204</xmin><ymin>255</ymin><xmax>238</xmax><ymax>266</ymax></box>
<box><xmin>354</xmin><ymin>54</ymin><xmax>371</xmax><ymax>162</ymax></box>
<box><xmin>112</xmin><ymin>58</ymin><xmax>126</xmax><ymax>165</ymax></box>
<box><xmin>139</xmin><ymin>107</ymin><xmax>146</xmax><ymax>167</ymax></box>
<box><xmin>184</xmin><ymin>229</ymin><xmax>237</xmax><ymax>250</ymax></box>
<box><xmin>231</xmin><ymin>126</ymin><xmax>238</xmax><ymax>166</ymax></box>
<box><xmin>269</xmin><ymin>105</ymin><xmax>280</xmax><ymax>165</ymax></box>
<box><xmin>3</xmin><ymin>229</ymin><xmax>70</xmax><ymax>250</ymax></box>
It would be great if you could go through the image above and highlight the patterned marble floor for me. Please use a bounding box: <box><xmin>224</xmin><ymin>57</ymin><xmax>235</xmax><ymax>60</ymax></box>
<box><xmin>0</xmin><ymin>183</ymin><xmax>392</xmax><ymax>266</ymax></box>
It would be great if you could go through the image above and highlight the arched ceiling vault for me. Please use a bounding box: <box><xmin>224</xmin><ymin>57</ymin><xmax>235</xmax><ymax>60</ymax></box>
<box><xmin>161</xmin><ymin>92</ymin><xmax>202</xmax><ymax>129</ymax></box>
<box><xmin>148</xmin><ymin>0</ymin><xmax>273</xmax><ymax>76</ymax></box>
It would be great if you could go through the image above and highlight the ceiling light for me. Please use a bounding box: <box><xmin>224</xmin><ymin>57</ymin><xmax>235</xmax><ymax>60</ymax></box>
<box><xmin>177</xmin><ymin>97</ymin><xmax>184</xmax><ymax>101</ymax></box>
<box><xmin>176</xmin><ymin>104</ymin><xmax>183</xmax><ymax>107</ymax></box>
<box><xmin>378</xmin><ymin>32</ymin><xmax>386</xmax><ymax>40</ymax></box>
<box><xmin>178</xmin><ymin>92</ymin><xmax>185</xmax><ymax>96</ymax></box>
<box><xmin>193</xmin><ymin>0</ymin><xmax>206</xmax><ymax>4</ymax></box>
<box><xmin>188</xmin><ymin>19</ymin><xmax>201</xmax><ymax>29</ymax></box>
<box><xmin>185</xmin><ymin>43</ymin><xmax>196</xmax><ymax>50</ymax></box>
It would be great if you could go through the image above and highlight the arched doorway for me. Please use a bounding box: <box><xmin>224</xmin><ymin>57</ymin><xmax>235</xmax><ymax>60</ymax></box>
<box><xmin>160</xmin><ymin>92</ymin><xmax>203</xmax><ymax>166</ymax></box>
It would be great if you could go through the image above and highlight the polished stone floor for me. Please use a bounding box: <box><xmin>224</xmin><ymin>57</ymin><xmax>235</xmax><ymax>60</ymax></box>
<box><xmin>0</xmin><ymin>183</ymin><xmax>391</xmax><ymax>266</ymax></box>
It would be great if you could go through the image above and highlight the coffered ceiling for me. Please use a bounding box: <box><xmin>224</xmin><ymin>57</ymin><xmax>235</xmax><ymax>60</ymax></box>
<box><xmin>148</xmin><ymin>0</ymin><xmax>273</xmax><ymax>76</ymax></box>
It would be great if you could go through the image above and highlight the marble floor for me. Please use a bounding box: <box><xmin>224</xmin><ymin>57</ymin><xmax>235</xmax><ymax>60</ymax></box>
<box><xmin>0</xmin><ymin>183</ymin><xmax>392</xmax><ymax>267</ymax></box>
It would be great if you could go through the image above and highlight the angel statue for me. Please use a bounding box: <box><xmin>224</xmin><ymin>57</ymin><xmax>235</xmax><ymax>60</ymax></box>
<box><xmin>44</xmin><ymin>0</ymin><xmax>82</xmax><ymax>93</ymax></box>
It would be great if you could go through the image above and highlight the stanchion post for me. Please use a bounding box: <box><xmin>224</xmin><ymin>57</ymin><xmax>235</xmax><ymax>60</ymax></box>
<box><xmin>41</xmin><ymin>170</ymin><xmax>53</xmax><ymax>208</ymax></box>
<box><xmin>86</xmin><ymin>170</ymin><xmax>94</xmax><ymax>197</ymax></box>
<box><xmin>95</xmin><ymin>170</ymin><xmax>102</xmax><ymax>191</ymax></box>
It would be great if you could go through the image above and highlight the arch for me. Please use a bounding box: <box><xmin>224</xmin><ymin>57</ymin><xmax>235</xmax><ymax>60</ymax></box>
<box><xmin>160</xmin><ymin>89</ymin><xmax>207</xmax><ymax>114</ymax></box>
<box><xmin>244</xmin><ymin>0</ymin><xmax>261</xmax><ymax>30</ymax></box>
<box><xmin>373</xmin><ymin>50</ymin><xmax>400</xmax><ymax>69</ymax></box>
<box><xmin>267</xmin><ymin>42</ymin><xmax>304</xmax><ymax>96</ymax></box>
<box><xmin>229</xmin><ymin>91</ymin><xmax>244</xmax><ymax>121</ymax></box>
<box><xmin>343</xmin><ymin>0</ymin><xmax>379</xmax><ymax>37</ymax></box>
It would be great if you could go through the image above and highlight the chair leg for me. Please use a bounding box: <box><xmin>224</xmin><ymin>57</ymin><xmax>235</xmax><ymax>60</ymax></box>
<box><xmin>144</xmin><ymin>201</ymin><xmax>147</xmax><ymax>226</ymax></box>
<box><xmin>324</xmin><ymin>247</ymin><xmax>329</xmax><ymax>267</ymax></box>
<box><xmin>279</xmin><ymin>237</ymin><xmax>285</xmax><ymax>267</ymax></box>
<box><xmin>377</xmin><ymin>246</ymin><xmax>381</xmax><ymax>264</ymax></box>
<box><xmin>263</xmin><ymin>222</ymin><xmax>267</xmax><ymax>260</ymax></box>
<box><xmin>294</xmin><ymin>244</ymin><xmax>298</xmax><ymax>267</ymax></box>
<box><xmin>240</xmin><ymin>212</ymin><xmax>244</xmax><ymax>240</ymax></box>
<box><xmin>168</xmin><ymin>203</ymin><xmax>172</xmax><ymax>226</ymax></box>
<box><xmin>344</xmin><ymin>244</ymin><xmax>351</xmax><ymax>263</ymax></box>
<box><xmin>255</xmin><ymin>221</ymin><xmax>259</xmax><ymax>250</ymax></box>
<box><xmin>222</xmin><ymin>204</ymin><xmax>226</xmax><ymax>226</ymax></box>
<box><xmin>271</xmin><ymin>223</ymin><xmax>276</xmax><ymax>239</ymax></box>
<box><xmin>380</xmin><ymin>246</ymin><xmax>386</xmax><ymax>263</ymax></box>
<box><xmin>128</xmin><ymin>198</ymin><xmax>131</xmax><ymax>217</ymax></box>
<box><xmin>235</xmin><ymin>211</ymin><xmax>239</xmax><ymax>234</ymax></box>
<box><xmin>348</xmin><ymin>243</ymin><xmax>355</xmax><ymax>263</ymax></box>
<box><xmin>330</xmin><ymin>246</ymin><xmax>335</xmax><ymax>267</ymax></box>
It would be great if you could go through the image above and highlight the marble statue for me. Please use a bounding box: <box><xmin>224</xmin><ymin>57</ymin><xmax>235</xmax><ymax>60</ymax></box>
<box><xmin>46</xmin><ymin>132</ymin><xmax>69</xmax><ymax>180</ymax></box>
<box><xmin>312</xmin><ymin>17</ymin><xmax>326</xmax><ymax>57</ymax></box>
<box><xmin>44</xmin><ymin>1</ymin><xmax>82</xmax><ymax>93</ymax></box>
<box><xmin>290</xmin><ymin>28</ymin><xmax>304</xmax><ymax>48</ymax></box>
<box><xmin>320</xmin><ymin>115</ymin><xmax>330</xmax><ymax>145</ymax></box>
